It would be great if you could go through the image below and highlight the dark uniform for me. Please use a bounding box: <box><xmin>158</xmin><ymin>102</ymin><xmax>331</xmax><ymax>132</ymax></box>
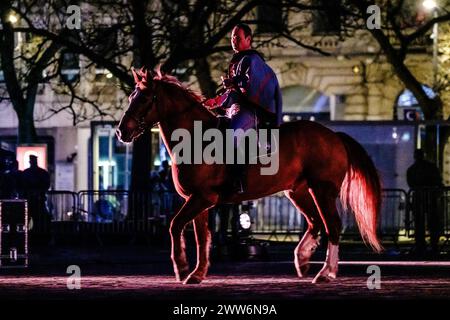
<box><xmin>21</xmin><ymin>156</ymin><xmax>51</xmax><ymax>229</ymax></box>
<box><xmin>220</xmin><ymin>49</ymin><xmax>282</xmax><ymax>133</ymax></box>
<box><xmin>407</xmin><ymin>150</ymin><xmax>443</xmax><ymax>255</ymax></box>
<box><xmin>214</xmin><ymin>50</ymin><xmax>282</xmax><ymax>193</ymax></box>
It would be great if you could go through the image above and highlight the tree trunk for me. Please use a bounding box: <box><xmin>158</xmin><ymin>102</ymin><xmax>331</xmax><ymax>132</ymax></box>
<box><xmin>352</xmin><ymin>0</ymin><xmax>443</xmax><ymax>119</ymax></box>
<box><xmin>130</xmin><ymin>130</ymin><xmax>152</xmax><ymax>191</ymax></box>
<box><xmin>17</xmin><ymin>111</ymin><xmax>38</xmax><ymax>144</ymax></box>
<box><xmin>128</xmin><ymin>130</ymin><xmax>152</xmax><ymax>221</ymax></box>
<box><xmin>195</xmin><ymin>57</ymin><xmax>218</xmax><ymax>97</ymax></box>
<box><xmin>127</xmin><ymin>0</ymin><xmax>155</xmax><ymax>222</ymax></box>
<box><xmin>352</xmin><ymin>1</ymin><xmax>443</xmax><ymax>166</ymax></box>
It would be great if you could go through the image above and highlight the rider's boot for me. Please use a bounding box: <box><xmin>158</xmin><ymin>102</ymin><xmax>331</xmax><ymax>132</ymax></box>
<box><xmin>231</xmin><ymin>163</ymin><xmax>246</xmax><ymax>194</ymax></box>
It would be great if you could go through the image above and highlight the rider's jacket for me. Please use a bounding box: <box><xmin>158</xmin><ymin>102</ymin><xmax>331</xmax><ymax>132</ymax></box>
<box><xmin>222</xmin><ymin>50</ymin><xmax>283</xmax><ymax>126</ymax></box>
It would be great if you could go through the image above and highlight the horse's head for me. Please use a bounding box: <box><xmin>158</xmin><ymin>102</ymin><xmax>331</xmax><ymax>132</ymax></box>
<box><xmin>116</xmin><ymin>68</ymin><xmax>160</xmax><ymax>143</ymax></box>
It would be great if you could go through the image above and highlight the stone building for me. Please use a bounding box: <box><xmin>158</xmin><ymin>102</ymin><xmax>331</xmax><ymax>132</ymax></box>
<box><xmin>0</xmin><ymin>2</ymin><xmax>448</xmax><ymax>191</ymax></box>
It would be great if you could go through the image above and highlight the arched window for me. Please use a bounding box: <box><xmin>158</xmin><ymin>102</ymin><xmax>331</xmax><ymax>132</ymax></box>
<box><xmin>281</xmin><ymin>85</ymin><xmax>331</xmax><ymax>121</ymax></box>
<box><xmin>395</xmin><ymin>85</ymin><xmax>436</xmax><ymax>120</ymax></box>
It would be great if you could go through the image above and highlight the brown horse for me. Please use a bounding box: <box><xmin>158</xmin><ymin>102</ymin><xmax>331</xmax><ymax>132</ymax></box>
<box><xmin>116</xmin><ymin>68</ymin><xmax>382</xmax><ymax>284</ymax></box>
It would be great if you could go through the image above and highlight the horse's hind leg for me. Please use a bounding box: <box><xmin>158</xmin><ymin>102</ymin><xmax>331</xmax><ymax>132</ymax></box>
<box><xmin>170</xmin><ymin>195</ymin><xmax>215</xmax><ymax>282</ymax></box>
<box><xmin>307</xmin><ymin>184</ymin><xmax>342</xmax><ymax>284</ymax></box>
<box><xmin>184</xmin><ymin>209</ymin><xmax>212</xmax><ymax>284</ymax></box>
<box><xmin>285</xmin><ymin>184</ymin><xmax>324</xmax><ymax>278</ymax></box>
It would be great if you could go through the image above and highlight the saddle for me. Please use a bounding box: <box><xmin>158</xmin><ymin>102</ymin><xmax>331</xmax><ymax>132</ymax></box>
<box><xmin>214</xmin><ymin>87</ymin><xmax>278</xmax><ymax>130</ymax></box>
<box><xmin>213</xmin><ymin>107</ymin><xmax>277</xmax><ymax>157</ymax></box>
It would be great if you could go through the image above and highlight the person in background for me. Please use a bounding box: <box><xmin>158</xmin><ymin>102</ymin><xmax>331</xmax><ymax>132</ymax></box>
<box><xmin>407</xmin><ymin>149</ymin><xmax>444</xmax><ymax>256</ymax></box>
<box><xmin>21</xmin><ymin>155</ymin><xmax>51</xmax><ymax>229</ymax></box>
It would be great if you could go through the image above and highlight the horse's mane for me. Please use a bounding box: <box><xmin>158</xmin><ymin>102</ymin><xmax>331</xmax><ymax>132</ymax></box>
<box><xmin>136</xmin><ymin>67</ymin><xmax>205</xmax><ymax>104</ymax></box>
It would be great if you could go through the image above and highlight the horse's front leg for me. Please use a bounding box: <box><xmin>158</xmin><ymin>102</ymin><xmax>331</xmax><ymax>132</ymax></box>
<box><xmin>184</xmin><ymin>209</ymin><xmax>212</xmax><ymax>284</ymax></box>
<box><xmin>169</xmin><ymin>195</ymin><xmax>215</xmax><ymax>282</ymax></box>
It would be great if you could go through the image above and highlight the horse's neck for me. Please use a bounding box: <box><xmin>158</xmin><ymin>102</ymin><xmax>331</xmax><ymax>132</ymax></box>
<box><xmin>158</xmin><ymin>103</ymin><xmax>216</xmax><ymax>154</ymax></box>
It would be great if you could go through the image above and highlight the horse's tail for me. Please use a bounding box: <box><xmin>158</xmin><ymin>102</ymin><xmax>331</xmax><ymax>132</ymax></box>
<box><xmin>337</xmin><ymin>132</ymin><xmax>383</xmax><ymax>252</ymax></box>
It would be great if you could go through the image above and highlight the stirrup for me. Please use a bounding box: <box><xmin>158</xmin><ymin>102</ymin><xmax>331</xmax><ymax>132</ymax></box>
<box><xmin>237</xmin><ymin>183</ymin><xmax>244</xmax><ymax>194</ymax></box>
<box><xmin>232</xmin><ymin>179</ymin><xmax>244</xmax><ymax>194</ymax></box>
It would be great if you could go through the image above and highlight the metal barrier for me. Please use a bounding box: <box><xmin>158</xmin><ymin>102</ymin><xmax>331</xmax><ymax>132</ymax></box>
<box><xmin>21</xmin><ymin>189</ymin><xmax>181</xmax><ymax>240</ymax></box>
<box><xmin>252</xmin><ymin>194</ymin><xmax>305</xmax><ymax>241</ymax></box>
<box><xmin>250</xmin><ymin>189</ymin><xmax>409</xmax><ymax>243</ymax></box>
<box><xmin>47</xmin><ymin>191</ymin><xmax>78</xmax><ymax>222</ymax></box>
<box><xmin>39</xmin><ymin>189</ymin><xmax>409</xmax><ymax>242</ymax></box>
<box><xmin>77</xmin><ymin>190</ymin><xmax>130</xmax><ymax>223</ymax></box>
<box><xmin>23</xmin><ymin>187</ymin><xmax>449</xmax><ymax>248</ymax></box>
<box><xmin>76</xmin><ymin>189</ymin><xmax>182</xmax><ymax>223</ymax></box>
<box><xmin>339</xmin><ymin>189</ymin><xmax>409</xmax><ymax>242</ymax></box>
<box><xmin>73</xmin><ymin>190</ymin><xmax>181</xmax><ymax>238</ymax></box>
<box><xmin>407</xmin><ymin>188</ymin><xmax>450</xmax><ymax>250</ymax></box>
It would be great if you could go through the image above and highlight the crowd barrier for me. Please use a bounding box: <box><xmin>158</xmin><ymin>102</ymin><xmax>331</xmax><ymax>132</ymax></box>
<box><xmin>18</xmin><ymin>188</ymin><xmax>450</xmax><ymax>247</ymax></box>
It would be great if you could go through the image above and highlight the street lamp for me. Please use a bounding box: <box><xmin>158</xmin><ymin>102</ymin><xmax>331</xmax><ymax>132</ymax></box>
<box><xmin>423</xmin><ymin>0</ymin><xmax>439</xmax><ymax>88</ymax></box>
<box><xmin>423</xmin><ymin>0</ymin><xmax>437</xmax><ymax>10</ymax></box>
<box><xmin>422</xmin><ymin>1</ymin><xmax>442</xmax><ymax>168</ymax></box>
<box><xmin>8</xmin><ymin>14</ymin><xmax>18</xmax><ymax>24</ymax></box>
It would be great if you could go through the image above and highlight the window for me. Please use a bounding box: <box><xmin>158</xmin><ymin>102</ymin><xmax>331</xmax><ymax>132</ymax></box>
<box><xmin>60</xmin><ymin>51</ymin><xmax>80</xmax><ymax>83</ymax></box>
<box><xmin>281</xmin><ymin>85</ymin><xmax>331</xmax><ymax>121</ymax></box>
<box><xmin>395</xmin><ymin>85</ymin><xmax>435</xmax><ymax>120</ymax></box>
<box><xmin>91</xmin><ymin>122</ymin><xmax>132</xmax><ymax>191</ymax></box>
<box><xmin>312</xmin><ymin>0</ymin><xmax>341</xmax><ymax>35</ymax></box>
<box><xmin>257</xmin><ymin>0</ymin><xmax>284</xmax><ymax>34</ymax></box>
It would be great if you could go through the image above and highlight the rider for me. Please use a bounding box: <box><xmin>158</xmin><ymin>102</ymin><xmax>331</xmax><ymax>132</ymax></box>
<box><xmin>204</xmin><ymin>23</ymin><xmax>282</xmax><ymax>194</ymax></box>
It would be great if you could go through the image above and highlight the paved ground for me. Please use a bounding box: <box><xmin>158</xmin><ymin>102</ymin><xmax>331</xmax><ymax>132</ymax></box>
<box><xmin>1</xmin><ymin>264</ymin><xmax>450</xmax><ymax>299</ymax></box>
<box><xmin>1</xmin><ymin>261</ymin><xmax>449</xmax><ymax>318</ymax></box>
<box><xmin>1</xmin><ymin>256</ymin><xmax>450</xmax><ymax>299</ymax></box>
<box><xmin>0</xmin><ymin>243</ymin><xmax>449</xmax><ymax>319</ymax></box>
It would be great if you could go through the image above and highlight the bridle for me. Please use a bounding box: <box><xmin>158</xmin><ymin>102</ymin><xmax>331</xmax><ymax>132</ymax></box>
<box><xmin>125</xmin><ymin>86</ymin><xmax>159</xmax><ymax>134</ymax></box>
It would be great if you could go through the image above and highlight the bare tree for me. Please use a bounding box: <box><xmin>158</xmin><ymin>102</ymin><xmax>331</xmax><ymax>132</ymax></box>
<box><xmin>340</xmin><ymin>0</ymin><xmax>450</xmax><ymax>120</ymax></box>
<box><xmin>0</xmin><ymin>0</ymin><xmax>131</xmax><ymax>143</ymax></box>
<box><xmin>3</xmin><ymin>0</ymin><xmax>450</xmax><ymax>183</ymax></box>
<box><xmin>1</xmin><ymin>0</ymin><xmax>318</xmax><ymax>191</ymax></box>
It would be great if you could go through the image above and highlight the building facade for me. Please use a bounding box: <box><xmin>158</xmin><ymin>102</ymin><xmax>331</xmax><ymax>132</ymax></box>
<box><xmin>0</xmin><ymin>3</ymin><xmax>448</xmax><ymax>191</ymax></box>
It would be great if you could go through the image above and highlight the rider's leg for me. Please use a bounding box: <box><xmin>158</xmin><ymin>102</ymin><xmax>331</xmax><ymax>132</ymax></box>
<box><xmin>230</xmin><ymin>107</ymin><xmax>256</xmax><ymax>194</ymax></box>
<box><xmin>229</xmin><ymin>157</ymin><xmax>245</xmax><ymax>194</ymax></box>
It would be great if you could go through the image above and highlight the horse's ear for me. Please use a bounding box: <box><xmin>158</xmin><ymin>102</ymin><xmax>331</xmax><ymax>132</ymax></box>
<box><xmin>155</xmin><ymin>64</ymin><xmax>163</xmax><ymax>79</ymax></box>
<box><xmin>132</xmin><ymin>67</ymin><xmax>141</xmax><ymax>84</ymax></box>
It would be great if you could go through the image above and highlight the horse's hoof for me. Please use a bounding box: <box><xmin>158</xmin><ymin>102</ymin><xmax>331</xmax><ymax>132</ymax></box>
<box><xmin>312</xmin><ymin>274</ymin><xmax>335</xmax><ymax>284</ymax></box>
<box><xmin>176</xmin><ymin>270</ymin><xmax>190</xmax><ymax>282</ymax></box>
<box><xmin>183</xmin><ymin>275</ymin><xmax>203</xmax><ymax>285</ymax></box>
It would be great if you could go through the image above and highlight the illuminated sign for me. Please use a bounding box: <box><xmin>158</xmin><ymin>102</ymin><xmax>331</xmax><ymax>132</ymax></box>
<box><xmin>16</xmin><ymin>145</ymin><xmax>47</xmax><ymax>171</ymax></box>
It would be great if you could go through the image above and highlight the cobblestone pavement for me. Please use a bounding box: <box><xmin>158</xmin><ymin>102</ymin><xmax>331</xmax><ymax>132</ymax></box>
<box><xmin>1</xmin><ymin>257</ymin><xmax>448</xmax><ymax>320</ymax></box>
<box><xmin>1</xmin><ymin>260</ymin><xmax>449</xmax><ymax>300</ymax></box>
